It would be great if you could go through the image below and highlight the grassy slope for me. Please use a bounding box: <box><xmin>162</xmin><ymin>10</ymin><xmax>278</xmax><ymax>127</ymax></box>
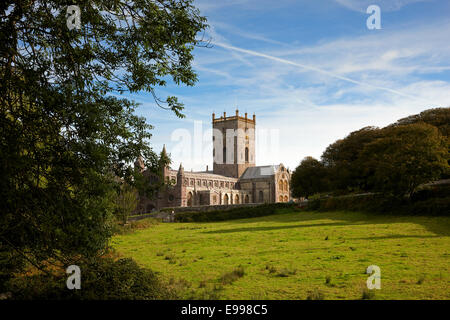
<box><xmin>112</xmin><ymin>210</ymin><xmax>450</xmax><ymax>299</ymax></box>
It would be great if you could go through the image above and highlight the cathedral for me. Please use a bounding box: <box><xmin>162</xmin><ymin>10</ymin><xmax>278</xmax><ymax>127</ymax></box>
<box><xmin>135</xmin><ymin>110</ymin><xmax>291</xmax><ymax>212</ymax></box>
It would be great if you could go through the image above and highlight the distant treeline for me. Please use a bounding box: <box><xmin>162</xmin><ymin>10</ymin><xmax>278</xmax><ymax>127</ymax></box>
<box><xmin>291</xmin><ymin>108</ymin><xmax>450</xmax><ymax>200</ymax></box>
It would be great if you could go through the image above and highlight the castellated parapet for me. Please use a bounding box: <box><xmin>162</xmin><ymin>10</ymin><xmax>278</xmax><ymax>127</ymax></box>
<box><xmin>134</xmin><ymin>110</ymin><xmax>290</xmax><ymax>213</ymax></box>
<box><xmin>212</xmin><ymin>109</ymin><xmax>256</xmax><ymax>178</ymax></box>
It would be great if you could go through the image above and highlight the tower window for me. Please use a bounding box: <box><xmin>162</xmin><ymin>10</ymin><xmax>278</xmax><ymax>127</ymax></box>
<box><xmin>245</xmin><ymin>147</ymin><xmax>249</xmax><ymax>163</ymax></box>
<box><xmin>223</xmin><ymin>147</ymin><xmax>226</xmax><ymax>164</ymax></box>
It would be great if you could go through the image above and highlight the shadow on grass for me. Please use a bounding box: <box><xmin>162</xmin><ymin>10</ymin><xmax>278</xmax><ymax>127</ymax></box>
<box><xmin>202</xmin><ymin>210</ymin><xmax>450</xmax><ymax>238</ymax></box>
<box><xmin>202</xmin><ymin>222</ymin><xmax>362</xmax><ymax>234</ymax></box>
<box><xmin>348</xmin><ymin>234</ymin><xmax>441</xmax><ymax>241</ymax></box>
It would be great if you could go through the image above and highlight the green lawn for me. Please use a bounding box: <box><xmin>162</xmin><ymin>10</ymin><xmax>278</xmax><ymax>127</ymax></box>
<box><xmin>111</xmin><ymin>210</ymin><xmax>450</xmax><ymax>299</ymax></box>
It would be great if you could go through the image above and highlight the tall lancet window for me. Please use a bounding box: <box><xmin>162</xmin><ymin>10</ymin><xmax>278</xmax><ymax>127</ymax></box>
<box><xmin>223</xmin><ymin>147</ymin><xmax>226</xmax><ymax>164</ymax></box>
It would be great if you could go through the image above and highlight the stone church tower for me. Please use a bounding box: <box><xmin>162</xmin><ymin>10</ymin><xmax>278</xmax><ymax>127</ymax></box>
<box><xmin>133</xmin><ymin>109</ymin><xmax>291</xmax><ymax>214</ymax></box>
<box><xmin>212</xmin><ymin>110</ymin><xmax>255</xmax><ymax>178</ymax></box>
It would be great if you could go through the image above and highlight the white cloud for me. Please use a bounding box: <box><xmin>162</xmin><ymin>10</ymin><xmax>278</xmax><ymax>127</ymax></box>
<box><xmin>133</xmin><ymin>5</ymin><xmax>450</xmax><ymax>171</ymax></box>
<box><xmin>334</xmin><ymin>0</ymin><xmax>431</xmax><ymax>12</ymax></box>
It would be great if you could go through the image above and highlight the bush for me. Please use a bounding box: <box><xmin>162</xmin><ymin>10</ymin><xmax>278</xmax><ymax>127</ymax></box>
<box><xmin>112</xmin><ymin>217</ymin><xmax>160</xmax><ymax>235</ymax></box>
<box><xmin>174</xmin><ymin>203</ymin><xmax>296</xmax><ymax>222</ymax></box>
<box><xmin>6</xmin><ymin>257</ymin><xmax>176</xmax><ymax>300</ymax></box>
<box><xmin>412</xmin><ymin>184</ymin><xmax>450</xmax><ymax>201</ymax></box>
<box><xmin>305</xmin><ymin>192</ymin><xmax>450</xmax><ymax>216</ymax></box>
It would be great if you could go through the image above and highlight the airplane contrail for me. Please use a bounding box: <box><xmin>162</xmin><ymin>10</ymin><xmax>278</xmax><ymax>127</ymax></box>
<box><xmin>214</xmin><ymin>42</ymin><xmax>427</xmax><ymax>103</ymax></box>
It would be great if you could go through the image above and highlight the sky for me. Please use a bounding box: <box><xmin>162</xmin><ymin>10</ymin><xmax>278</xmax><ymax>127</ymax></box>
<box><xmin>123</xmin><ymin>0</ymin><xmax>450</xmax><ymax>171</ymax></box>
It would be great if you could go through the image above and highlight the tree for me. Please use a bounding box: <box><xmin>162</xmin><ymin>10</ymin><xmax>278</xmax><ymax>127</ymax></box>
<box><xmin>114</xmin><ymin>183</ymin><xmax>139</xmax><ymax>225</ymax></box>
<box><xmin>394</xmin><ymin>107</ymin><xmax>450</xmax><ymax>177</ymax></box>
<box><xmin>394</xmin><ymin>107</ymin><xmax>450</xmax><ymax>137</ymax></box>
<box><xmin>321</xmin><ymin>126</ymin><xmax>381</xmax><ymax>192</ymax></box>
<box><xmin>360</xmin><ymin>123</ymin><xmax>449</xmax><ymax>197</ymax></box>
<box><xmin>0</xmin><ymin>0</ymin><xmax>207</xmax><ymax>279</ymax></box>
<box><xmin>291</xmin><ymin>157</ymin><xmax>329</xmax><ymax>198</ymax></box>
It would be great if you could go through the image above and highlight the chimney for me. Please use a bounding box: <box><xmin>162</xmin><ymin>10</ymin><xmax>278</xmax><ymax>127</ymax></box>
<box><xmin>223</xmin><ymin>111</ymin><xmax>226</xmax><ymax>118</ymax></box>
<box><xmin>245</xmin><ymin>112</ymin><xmax>248</xmax><ymax>120</ymax></box>
<box><xmin>235</xmin><ymin>109</ymin><xmax>239</xmax><ymax>116</ymax></box>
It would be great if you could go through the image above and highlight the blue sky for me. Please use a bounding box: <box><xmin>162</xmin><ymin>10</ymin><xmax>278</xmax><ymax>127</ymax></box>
<box><xmin>123</xmin><ymin>0</ymin><xmax>450</xmax><ymax>171</ymax></box>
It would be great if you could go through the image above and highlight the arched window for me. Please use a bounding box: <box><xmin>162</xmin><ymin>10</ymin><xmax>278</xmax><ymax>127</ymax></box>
<box><xmin>224</xmin><ymin>194</ymin><xmax>229</xmax><ymax>205</ymax></box>
<box><xmin>245</xmin><ymin>194</ymin><xmax>249</xmax><ymax>203</ymax></box>
<box><xmin>284</xmin><ymin>195</ymin><xmax>288</xmax><ymax>202</ymax></box>
<box><xmin>245</xmin><ymin>147</ymin><xmax>249</xmax><ymax>163</ymax></box>
<box><xmin>279</xmin><ymin>195</ymin><xmax>283</xmax><ymax>202</ymax></box>
<box><xmin>235</xmin><ymin>194</ymin><xmax>239</xmax><ymax>204</ymax></box>
<box><xmin>284</xmin><ymin>180</ymin><xmax>288</xmax><ymax>191</ymax></box>
<box><xmin>187</xmin><ymin>192</ymin><xmax>193</xmax><ymax>207</ymax></box>
<box><xmin>279</xmin><ymin>180</ymin><xmax>283</xmax><ymax>191</ymax></box>
<box><xmin>259</xmin><ymin>191</ymin><xmax>264</xmax><ymax>203</ymax></box>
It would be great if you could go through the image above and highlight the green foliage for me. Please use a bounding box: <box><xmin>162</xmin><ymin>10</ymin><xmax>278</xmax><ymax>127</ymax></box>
<box><xmin>298</xmin><ymin>108</ymin><xmax>450</xmax><ymax>199</ymax></box>
<box><xmin>321</xmin><ymin>126</ymin><xmax>382</xmax><ymax>192</ymax></box>
<box><xmin>305</xmin><ymin>190</ymin><xmax>450</xmax><ymax>216</ymax></box>
<box><xmin>360</xmin><ymin>123</ymin><xmax>448</xmax><ymax>197</ymax></box>
<box><xmin>0</xmin><ymin>246</ymin><xmax>25</xmax><ymax>292</ymax></box>
<box><xmin>114</xmin><ymin>183</ymin><xmax>139</xmax><ymax>224</ymax></box>
<box><xmin>0</xmin><ymin>0</ymin><xmax>207</xmax><ymax>278</ymax></box>
<box><xmin>394</xmin><ymin>107</ymin><xmax>450</xmax><ymax>138</ymax></box>
<box><xmin>174</xmin><ymin>203</ymin><xmax>296</xmax><ymax>222</ymax></box>
<box><xmin>291</xmin><ymin>156</ymin><xmax>330</xmax><ymax>198</ymax></box>
<box><xmin>112</xmin><ymin>217</ymin><xmax>160</xmax><ymax>235</ymax></box>
<box><xmin>6</xmin><ymin>257</ymin><xmax>176</xmax><ymax>300</ymax></box>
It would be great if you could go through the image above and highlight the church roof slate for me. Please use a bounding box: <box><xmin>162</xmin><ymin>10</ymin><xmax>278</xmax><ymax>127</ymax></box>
<box><xmin>239</xmin><ymin>165</ymin><xmax>280</xmax><ymax>180</ymax></box>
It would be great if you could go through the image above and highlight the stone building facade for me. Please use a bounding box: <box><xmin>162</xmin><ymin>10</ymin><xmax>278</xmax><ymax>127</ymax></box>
<box><xmin>135</xmin><ymin>110</ymin><xmax>290</xmax><ymax>213</ymax></box>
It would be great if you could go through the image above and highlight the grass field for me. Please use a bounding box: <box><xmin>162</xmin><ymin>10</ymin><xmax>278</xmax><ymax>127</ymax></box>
<box><xmin>112</xmin><ymin>210</ymin><xmax>450</xmax><ymax>299</ymax></box>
